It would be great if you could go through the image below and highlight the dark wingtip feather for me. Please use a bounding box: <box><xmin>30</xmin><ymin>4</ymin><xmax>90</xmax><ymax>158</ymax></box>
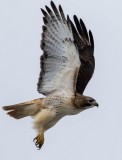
<box><xmin>67</xmin><ymin>15</ymin><xmax>70</xmax><ymax>21</ymax></box>
<box><xmin>67</xmin><ymin>15</ymin><xmax>72</xmax><ymax>30</ymax></box>
<box><xmin>73</xmin><ymin>15</ymin><xmax>78</xmax><ymax>21</ymax></box>
<box><xmin>41</xmin><ymin>8</ymin><xmax>47</xmax><ymax>16</ymax></box>
<box><xmin>59</xmin><ymin>4</ymin><xmax>66</xmax><ymax>23</ymax></box>
<box><xmin>73</xmin><ymin>15</ymin><xmax>83</xmax><ymax>36</ymax></box>
<box><xmin>89</xmin><ymin>30</ymin><xmax>94</xmax><ymax>52</ymax></box>
<box><xmin>50</xmin><ymin>1</ymin><xmax>56</xmax><ymax>10</ymax></box>
<box><xmin>59</xmin><ymin>4</ymin><xmax>62</xmax><ymax>11</ymax></box>
<box><xmin>50</xmin><ymin>1</ymin><xmax>54</xmax><ymax>4</ymax></box>
<box><xmin>70</xmin><ymin>20</ymin><xmax>79</xmax><ymax>36</ymax></box>
<box><xmin>80</xmin><ymin>18</ymin><xmax>89</xmax><ymax>41</ymax></box>
<box><xmin>45</xmin><ymin>5</ymin><xmax>52</xmax><ymax>14</ymax></box>
<box><xmin>50</xmin><ymin>1</ymin><xmax>55</xmax><ymax>7</ymax></box>
<box><xmin>50</xmin><ymin>1</ymin><xmax>60</xmax><ymax>15</ymax></box>
<box><xmin>59</xmin><ymin>5</ymin><xmax>64</xmax><ymax>16</ymax></box>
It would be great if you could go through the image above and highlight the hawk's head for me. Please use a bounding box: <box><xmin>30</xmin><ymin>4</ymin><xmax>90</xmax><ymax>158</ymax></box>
<box><xmin>75</xmin><ymin>94</ymin><xmax>99</xmax><ymax>110</ymax></box>
<box><xmin>83</xmin><ymin>96</ymin><xmax>98</xmax><ymax>109</ymax></box>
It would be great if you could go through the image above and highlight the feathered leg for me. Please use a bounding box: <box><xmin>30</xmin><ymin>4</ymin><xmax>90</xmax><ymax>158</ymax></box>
<box><xmin>33</xmin><ymin>108</ymin><xmax>56</xmax><ymax>149</ymax></box>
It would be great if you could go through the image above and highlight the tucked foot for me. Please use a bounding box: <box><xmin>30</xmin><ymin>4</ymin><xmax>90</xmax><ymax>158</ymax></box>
<box><xmin>33</xmin><ymin>134</ymin><xmax>44</xmax><ymax>150</ymax></box>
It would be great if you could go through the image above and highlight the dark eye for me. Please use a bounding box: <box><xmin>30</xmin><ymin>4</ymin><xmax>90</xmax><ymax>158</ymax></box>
<box><xmin>88</xmin><ymin>99</ymin><xmax>93</xmax><ymax>103</ymax></box>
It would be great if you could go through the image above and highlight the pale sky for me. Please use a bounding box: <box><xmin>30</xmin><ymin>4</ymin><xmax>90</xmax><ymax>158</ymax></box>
<box><xmin>0</xmin><ymin>0</ymin><xmax>122</xmax><ymax>160</ymax></box>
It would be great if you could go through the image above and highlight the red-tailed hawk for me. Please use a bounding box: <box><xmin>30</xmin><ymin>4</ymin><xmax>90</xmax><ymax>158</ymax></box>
<box><xmin>3</xmin><ymin>1</ymin><xmax>98</xmax><ymax>149</ymax></box>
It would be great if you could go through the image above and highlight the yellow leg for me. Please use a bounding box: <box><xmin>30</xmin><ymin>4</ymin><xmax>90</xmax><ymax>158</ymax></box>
<box><xmin>33</xmin><ymin>133</ymin><xmax>44</xmax><ymax>150</ymax></box>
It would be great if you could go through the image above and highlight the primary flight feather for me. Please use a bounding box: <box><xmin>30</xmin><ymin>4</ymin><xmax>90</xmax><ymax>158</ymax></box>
<box><xmin>3</xmin><ymin>1</ymin><xmax>98</xmax><ymax>149</ymax></box>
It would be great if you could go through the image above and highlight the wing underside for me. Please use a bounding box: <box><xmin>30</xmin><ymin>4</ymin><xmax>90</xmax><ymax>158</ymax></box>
<box><xmin>37</xmin><ymin>1</ymin><xmax>81</xmax><ymax>96</ymax></box>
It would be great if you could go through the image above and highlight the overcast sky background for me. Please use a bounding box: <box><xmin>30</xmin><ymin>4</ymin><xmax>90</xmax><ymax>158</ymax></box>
<box><xmin>0</xmin><ymin>0</ymin><xmax>122</xmax><ymax>159</ymax></box>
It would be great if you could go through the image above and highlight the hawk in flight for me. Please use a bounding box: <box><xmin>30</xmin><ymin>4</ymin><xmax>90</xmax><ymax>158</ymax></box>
<box><xmin>3</xmin><ymin>1</ymin><xmax>98</xmax><ymax>149</ymax></box>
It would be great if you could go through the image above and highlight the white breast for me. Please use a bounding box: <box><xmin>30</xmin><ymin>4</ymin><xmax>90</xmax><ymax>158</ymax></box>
<box><xmin>45</xmin><ymin>96</ymin><xmax>80</xmax><ymax>116</ymax></box>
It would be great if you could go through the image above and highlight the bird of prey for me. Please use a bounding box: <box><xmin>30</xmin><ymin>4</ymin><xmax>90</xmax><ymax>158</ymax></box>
<box><xmin>3</xmin><ymin>1</ymin><xmax>98</xmax><ymax>149</ymax></box>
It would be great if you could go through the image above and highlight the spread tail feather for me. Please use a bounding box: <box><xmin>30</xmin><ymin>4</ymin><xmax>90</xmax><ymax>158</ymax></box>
<box><xmin>3</xmin><ymin>99</ymin><xmax>43</xmax><ymax>119</ymax></box>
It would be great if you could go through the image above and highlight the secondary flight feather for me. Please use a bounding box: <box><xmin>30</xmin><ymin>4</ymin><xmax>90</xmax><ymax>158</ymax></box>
<box><xmin>3</xmin><ymin>1</ymin><xmax>98</xmax><ymax>150</ymax></box>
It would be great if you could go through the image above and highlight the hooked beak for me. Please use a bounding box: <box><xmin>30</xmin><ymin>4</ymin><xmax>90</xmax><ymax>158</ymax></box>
<box><xmin>93</xmin><ymin>101</ymin><xmax>99</xmax><ymax>107</ymax></box>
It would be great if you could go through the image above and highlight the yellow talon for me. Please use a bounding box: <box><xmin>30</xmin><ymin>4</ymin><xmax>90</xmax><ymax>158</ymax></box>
<box><xmin>33</xmin><ymin>134</ymin><xmax>44</xmax><ymax>150</ymax></box>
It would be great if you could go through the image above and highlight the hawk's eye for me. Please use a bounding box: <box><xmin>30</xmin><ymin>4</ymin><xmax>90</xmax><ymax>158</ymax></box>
<box><xmin>88</xmin><ymin>99</ymin><xmax>93</xmax><ymax>103</ymax></box>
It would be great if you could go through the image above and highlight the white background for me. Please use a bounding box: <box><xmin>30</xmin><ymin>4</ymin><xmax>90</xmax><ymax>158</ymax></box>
<box><xmin>0</xmin><ymin>0</ymin><xmax>122</xmax><ymax>159</ymax></box>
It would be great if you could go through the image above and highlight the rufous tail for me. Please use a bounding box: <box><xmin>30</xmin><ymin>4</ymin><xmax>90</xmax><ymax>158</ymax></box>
<box><xmin>3</xmin><ymin>98</ymin><xmax>43</xmax><ymax>119</ymax></box>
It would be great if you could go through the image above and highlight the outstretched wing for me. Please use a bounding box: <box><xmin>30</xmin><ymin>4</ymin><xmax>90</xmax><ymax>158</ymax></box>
<box><xmin>70</xmin><ymin>16</ymin><xmax>95</xmax><ymax>94</ymax></box>
<box><xmin>37</xmin><ymin>1</ymin><xmax>80</xmax><ymax>96</ymax></box>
